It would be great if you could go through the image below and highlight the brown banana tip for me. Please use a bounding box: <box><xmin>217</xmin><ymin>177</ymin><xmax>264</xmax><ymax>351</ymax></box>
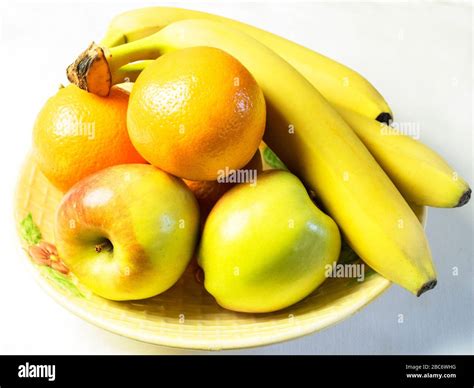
<box><xmin>66</xmin><ymin>42</ymin><xmax>111</xmax><ymax>97</ymax></box>
<box><xmin>455</xmin><ymin>188</ymin><xmax>471</xmax><ymax>207</ymax></box>
<box><xmin>375</xmin><ymin>112</ymin><xmax>393</xmax><ymax>125</ymax></box>
<box><xmin>417</xmin><ymin>279</ymin><xmax>437</xmax><ymax>297</ymax></box>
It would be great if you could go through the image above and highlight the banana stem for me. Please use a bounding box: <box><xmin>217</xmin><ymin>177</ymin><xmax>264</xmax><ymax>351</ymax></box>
<box><xmin>108</xmin><ymin>35</ymin><xmax>162</xmax><ymax>76</ymax></box>
<box><xmin>67</xmin><ymin>35</ymin><xmax>165</xmax><ymax>96</ymax></box>
<box><xmin>115</xmin><ymin>60</ymin><xmax>153</xmax><ymax>83</ymax></box>
<box><xmin>100</xmin><ymin>30</ymin><xmax>127</xmax><ymax>47</ymax></box>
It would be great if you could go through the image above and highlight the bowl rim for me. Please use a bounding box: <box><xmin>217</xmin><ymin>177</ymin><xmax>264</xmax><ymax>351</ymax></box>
<box><xmin>29</xmin><ymin>264</ymin><xmax>392</xmax><ymax>351</ymax></box>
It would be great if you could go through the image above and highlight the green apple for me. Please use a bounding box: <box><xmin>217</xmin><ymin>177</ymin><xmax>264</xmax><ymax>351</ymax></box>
<box><xmin>198</xmin><ymin>170</ymin><xmax>341</xmax><ymax>313</ymax></box>
<box><xmin>55</xmin><ymin>164</ymin><xmax>200</xmax><ymax>300</ymax></box>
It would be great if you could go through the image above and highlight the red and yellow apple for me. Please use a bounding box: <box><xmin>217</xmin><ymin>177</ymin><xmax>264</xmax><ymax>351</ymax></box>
<box><xmin>55</xmin><ymin>164</ymin><xmax>200</xmax><ymax>300</ymax></box>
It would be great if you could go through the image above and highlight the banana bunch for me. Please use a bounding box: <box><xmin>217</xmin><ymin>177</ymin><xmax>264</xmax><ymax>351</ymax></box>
<box><xmin>99</xmin><ymin>6</ymin><xmax>393</xmax><ymax>123</ymax></box>
<box><xmin>66</xmin><ymin>7</ymin><xmax>470</xmax><ymax>296</ymax></box>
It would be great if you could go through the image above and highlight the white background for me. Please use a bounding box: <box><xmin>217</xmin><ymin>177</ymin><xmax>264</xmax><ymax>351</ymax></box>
<box><xmin>0</xmin><ymin>0</ymin><xmax>472</xmax><ymax>354</ymax></box>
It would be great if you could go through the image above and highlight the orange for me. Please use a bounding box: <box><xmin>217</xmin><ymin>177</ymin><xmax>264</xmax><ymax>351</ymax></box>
<box><xmin>127</xmin><ymin>46</ymin><xmax>266</xmax><ymax>181</ymax></box>
<box><xmin>33</xmin><ymin>84</ymin><xmax>146</xmax><ymax>191</ymax></box>
<box><xmin>184</xmin><ymin>179</ymin><xmax>234</xmax><ymax>221</ymax></box>
<box><xmin>184</xmin><ymin>149</ymin><xmax>263</xmax><ymax>224</ymax></box>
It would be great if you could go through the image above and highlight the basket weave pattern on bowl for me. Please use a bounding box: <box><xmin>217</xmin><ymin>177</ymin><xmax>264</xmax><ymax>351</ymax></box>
<box><xmin>15</xmin><ymin>154</ymin><xmax>395</xmax><ymax>350</ymax></box>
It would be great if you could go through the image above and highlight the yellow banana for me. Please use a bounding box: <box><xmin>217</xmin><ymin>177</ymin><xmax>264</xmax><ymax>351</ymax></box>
<box><xmin>409</xmin><ymin>203</ymin><xmax>427</xmax><ymax>223</ymax></box>
<box><xmin>335</xmin><ymin>106</ymin><xmax>471</xmax><ymax>208</ymax></box>
<box><xmin>260</xmin><ymin>142</ymin><xmax>429</xmax><ymax>222</ymax></box>
<box><xmin>67</xmin><ymin>19</ymin><xmax>437</xmax><ymax>296</ymax></box>
<box><xmin>100</xmin><ymin>6</ymin><xmax>393</xmax><ymax>123</ymax></box>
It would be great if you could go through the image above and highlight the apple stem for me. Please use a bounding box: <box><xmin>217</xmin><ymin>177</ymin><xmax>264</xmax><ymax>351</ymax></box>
<box><xmin>95</xmin><ymin>240</ymin><xmax>113</xmax><ymax>253</ymax></box>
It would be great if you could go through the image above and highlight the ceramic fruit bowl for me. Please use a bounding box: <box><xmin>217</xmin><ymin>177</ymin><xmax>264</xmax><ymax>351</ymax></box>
<box><xmin>15</xmin><ymin>152</ymin><xmax>426</xmax><ymax>350</ymax></box>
